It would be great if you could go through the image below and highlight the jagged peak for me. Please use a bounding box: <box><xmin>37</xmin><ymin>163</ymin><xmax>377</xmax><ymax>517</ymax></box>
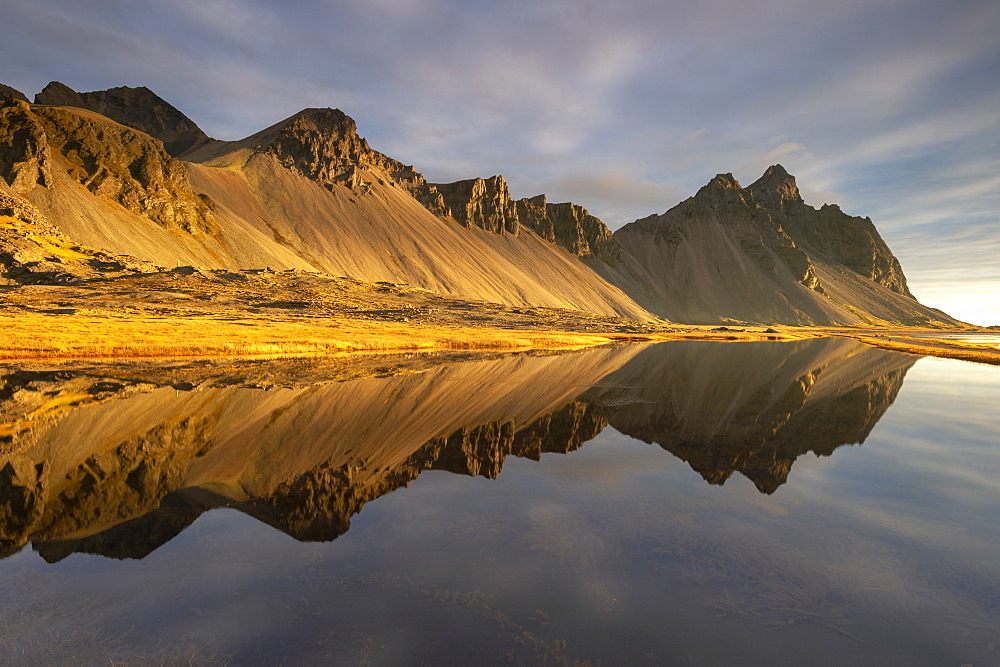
<box><xmin>689</xmin><ymin>173</ymin><xmax>749</xmax><ymax>206</ymax></box>
<box><xmin>251</xmin><ymin>107</ymin><xmax>358</xmax><ymax>142</ymax></box>
<box><xmin>708</xmin><ymin>173</ymin><xmax>742</xmax><ymax>189</ymax></box>
<box><xmin>748</xmin><ymin>163</ymin><xmax>803</xmax><ymax>208</ymax></box>
<box><xmin>431</xmin><ymin>174</ymin><xmax>518</xmax><ymax>235</ymax></box>
<box><xmin>33</xmin><ymin>81</ymin><xmax>211</xmax><ymax>158</ymax></box>
<box><xmin>35</xmin><ymin>80</ymin><xmax>77</xmax><ymax>101</ymax></box>
<box><xmin>287</xmin><ymin>106</ymin><xmax>354</xmax><ymax>126</ymax></box>
<box><xmin>242</xmin><ymin>107</ymin><xmax>369</xmax><ymax>161</ymax></box>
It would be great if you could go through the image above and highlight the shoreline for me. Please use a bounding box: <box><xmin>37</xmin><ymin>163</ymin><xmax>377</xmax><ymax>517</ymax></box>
<box><xmin>3</xmin><ymin>311</ymin><xmax>998</xmax><ymax>365</ymax></box>
<box><xmin>2</xmin><ymin>271</ymin><xmax>995</xmax><ymax>366</ymax></box>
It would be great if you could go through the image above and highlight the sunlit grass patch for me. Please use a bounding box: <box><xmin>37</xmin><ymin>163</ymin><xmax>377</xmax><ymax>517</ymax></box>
<box><xmin>0</xmin><ymin>311</ymin><xmax>616</xmax><ymax>361</ymax></box>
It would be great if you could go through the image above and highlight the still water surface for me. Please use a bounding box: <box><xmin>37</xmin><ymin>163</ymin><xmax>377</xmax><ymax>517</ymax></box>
<box><xmin>1</xmin><ymin>339</ymin><xmax>997</xmax><ymax>664</ymax></box>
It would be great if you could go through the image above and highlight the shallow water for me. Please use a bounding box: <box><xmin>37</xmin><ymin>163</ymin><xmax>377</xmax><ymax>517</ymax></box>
<box><xmin>1</xmin><ymin>339</ymin><xmax>997</xmax><ymax>665</ymax></box>
<box><xmin>913</xmin><ymin>332</ymin><xmax>1000</xmax><ymax>346</ymax></box>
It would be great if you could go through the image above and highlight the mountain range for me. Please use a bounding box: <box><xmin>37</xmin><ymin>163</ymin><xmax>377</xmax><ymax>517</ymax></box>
<box><xmin>0</xmin><ymin>81</ymin><xmax>962</xmax><ymax>326</ymax></box>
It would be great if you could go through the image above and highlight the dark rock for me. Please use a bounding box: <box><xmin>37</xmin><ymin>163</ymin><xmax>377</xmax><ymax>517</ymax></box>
<box><xmin>432</xmin><ymin>175</ymin><xmax>519</xmax><ymax>235</ymax></box>
<box><xmin>0</xmin><ymin>84</ymin><xmax>29</xmax><ymax>104</ymax></box>
<box><xmin>34</xmin><ymin>81</ymin><xmax>211</xmax><ymax>158</ymax></box>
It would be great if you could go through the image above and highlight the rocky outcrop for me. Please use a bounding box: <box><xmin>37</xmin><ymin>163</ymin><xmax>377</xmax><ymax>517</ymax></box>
<box><xmin>432</xmin><ymin>175</ymin><xmax>519</xmax><ymax>235</ymax></box>
<box><xmin>425</xmin><ymin>176</ymin><xmax>625</xmax><ymax>262</ymax></box>
<box><xmin>236</xmin><ymin>107</ymin><xmax>448</xmax><ymax>207</ymax></box>
<box><xmin>0</xmin><ymin>102</ymin><xmax>218</xmax><ymax>236</ymax></box>
<box><xmin>747</xmin><ymin>165</ymin><xmax>911</xmax><ymax>296</ymax></box>
<box><xmin>0</xmin><ymin>84</ymin><xmax>28</xmax><ymax>104</ymax></box>
<box><xmin>34</xmin><ymin>81</ymin><xmax>212</xmax><ymax>158</ymax></box>
<box><xmin>0</xmin><ymin>99</ymin><xmax>53</xmax><ymax>191</ymax></box>
<box><xmin>530</xmin><ymin>198</ymin><xmax>623</xmax><ymax>263</ymax></box>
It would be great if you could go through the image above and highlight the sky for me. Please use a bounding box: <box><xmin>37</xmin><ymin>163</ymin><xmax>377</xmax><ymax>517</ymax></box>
<box><xmin>1</xmin><ymin>0</ymin><xmax>998</xmax><ymax>324</ymax></box>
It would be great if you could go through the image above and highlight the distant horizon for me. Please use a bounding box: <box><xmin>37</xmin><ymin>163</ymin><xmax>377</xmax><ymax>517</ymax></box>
<box><xmin>2</xmin><ymin>0</ymin><xmax>997</xmax><ymax>325</ymax></box>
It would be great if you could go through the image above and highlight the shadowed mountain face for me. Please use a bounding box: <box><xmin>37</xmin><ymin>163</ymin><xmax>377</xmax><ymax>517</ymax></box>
<box><xmin>0</xmin><ymin>339</ymin><xmax>915</xmax><ymax>561</ymax></box>
<box><xmin>614</xmin><ymin>167</ymin><xmax>961</xmax><ymax>326</ymax></box>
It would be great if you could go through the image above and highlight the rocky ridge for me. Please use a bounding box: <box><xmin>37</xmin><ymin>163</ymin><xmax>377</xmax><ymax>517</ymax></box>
<box><xmin>431</xmin><ymin>175</ymin><xmax>519</xmax><ymax>235</ymax></box>
<box><xmin>34</xmin><ymin>81</ymin><xmax>212</xmax><ymax>158</ymax></box>
<box><xmin>747</xmin><ymin>165</ymin><xmax>911</xmax><ymax>297</ymax></box>
<box><xmin>0</xmin><ymin>79</ymin><xmax>964</xmax><ymax>326</ymax></box>
<box><xmin>613</xmin><ymin>166</ymin><xmax>960</xmax><ymax>325</ymax></box>
<box><xmin>0</xmin><ymin>99</ymin><xmax>217</xmax><ymax>236</ymax></box>
<box><xmin>424</xmin><ymin>175</ymin><xmax>625</xmax><ymax>264</ymax></box>
<box><xmin>198</xmin><ymin>106</ymin><xmax>452</xmax><ymax>215</ymax></box>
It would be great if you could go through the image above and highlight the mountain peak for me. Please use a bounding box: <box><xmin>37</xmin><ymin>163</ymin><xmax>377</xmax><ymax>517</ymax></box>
<box><xmin>748</xmin><ymin>164</ymin><xmax>802</xmax><ymax>209</ymax></box>
<box><xmin>689</xmin><ymin>173</ymin><xmax>748</xmax><ymax>208</ymax></box>
<box><xmin>35</xmin><ymin>80</ymin><xmax>77</xmax><ymax>102</ymax></box>
<box><xmin>287</xmin><ymin>107</ymin><xmax>354</xmax><ymax>128</ymax></box>
<box><xmin>34</xmin><ymin>81</ymin><xmax>211</xmax><ymax>158</ymax></box>
<box><xmin>708</xmin><ymin>173</ymin><xmax>742</xmax><ymax>189</ymax></box>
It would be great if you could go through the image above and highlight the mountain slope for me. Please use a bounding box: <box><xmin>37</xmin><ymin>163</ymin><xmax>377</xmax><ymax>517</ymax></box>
<box><xmin>183</xmin><ymin>108</ymin><xmax>652</xmax><ymax>317</ymax></box>
<box><xmin>1</xmin><ymin>94</ymin><xmax>650</xmax><ymax>318</ymax></box>
<box><xmin>423</xmin><ymin>176</ymin><xmax>668</xmax><ymax>314</ymax></box>
<box><xmin>0</xmin><ymin>99</ymin><xmax>313</xmax><ymax>270</ymax></box>
<box><xmin>614</xmin><ymin>166</ymin><xmax>962</xmax><ymax>326</ymax></box>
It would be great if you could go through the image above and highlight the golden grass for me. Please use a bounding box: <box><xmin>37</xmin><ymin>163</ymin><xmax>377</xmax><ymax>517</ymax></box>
<box><xmin>2</xmin><ymin>310</ymin><xmax>996</xmax><ymax>365</ymax></box>
<box><xmin>847</xmin><ymin>335</ymin><xmax>1000</xmax><ymax>365</ymax></box>
<box><xmin>0</xmin><ymin>311</ymin><xmax>623</xmax><ymax>360</ymax></box>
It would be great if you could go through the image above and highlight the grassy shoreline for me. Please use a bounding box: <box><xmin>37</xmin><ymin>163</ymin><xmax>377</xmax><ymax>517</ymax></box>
<box><xmin>3</xmin><ymin>311</ymin><xmax>997</xmax><ymax>365</ymax></box>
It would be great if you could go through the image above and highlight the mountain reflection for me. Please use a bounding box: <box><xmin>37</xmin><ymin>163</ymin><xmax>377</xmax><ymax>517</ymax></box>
<box><xmin>0</xmin><ymin>339</ymin><xmax>915</xmax><ymax>560</ymax></box>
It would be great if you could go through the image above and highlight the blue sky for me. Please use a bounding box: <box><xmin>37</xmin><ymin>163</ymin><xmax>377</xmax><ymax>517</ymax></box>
<box><xmin>2</xmin><ymin>0</ymin><xmax>997</xmax><ymax>324</ymax></box>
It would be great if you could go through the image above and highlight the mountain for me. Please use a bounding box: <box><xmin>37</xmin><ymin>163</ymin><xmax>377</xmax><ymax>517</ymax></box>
<box><xmin>0</xmin><ymin>91</ymin><xmax>650</xmax><ymax>318</ymax></box>
<box><xmin>614</xmin><ymin>167</ymin><xmax>962</xmax><ymax>326</ymax></box>
<box><xmin>34</xmin><ymin>81</ymin><xmax>212</xmax><ymax>157</ymax></box>
<box><xmin>0</xmin><ymin>81</ymin><xmax>963</xmax><ymax>326</ymax></box>
<box><xmin>181</xmin><ymin>107</ymin><xmax>651</xmax><ymax>317</ymax></box>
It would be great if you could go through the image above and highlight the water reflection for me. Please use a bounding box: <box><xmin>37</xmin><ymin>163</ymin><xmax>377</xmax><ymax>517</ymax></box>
<box><xmin>1</xmin><ymin>338</ymin><xmax>914</xmax><ymax>561</ymax></box>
